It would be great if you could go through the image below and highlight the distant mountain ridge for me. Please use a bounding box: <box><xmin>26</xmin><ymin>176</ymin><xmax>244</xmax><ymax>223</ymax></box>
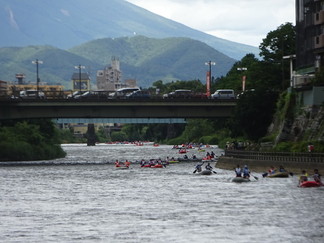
<box><xmin>0</xmin><ymin>36</ymin><xmax>235</xmax><ymax>88</ymax></box>
<box><xmin>0</xmin><ymin>0</ymin><xmax>258</xmax><ymax>60</ymax></box>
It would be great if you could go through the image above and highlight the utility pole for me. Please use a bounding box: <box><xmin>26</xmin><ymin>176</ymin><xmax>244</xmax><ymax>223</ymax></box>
<box><xmin>74</xmin><ymin>64</ymin><xmax>85</xmax><ymax>92</ymax></box>
<box><xmin>32</xmin><ymin>59</ymin><xmax>43</xmax><ymax>98</ymax></box>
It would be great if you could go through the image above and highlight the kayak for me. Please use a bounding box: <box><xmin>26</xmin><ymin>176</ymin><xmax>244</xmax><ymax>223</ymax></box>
<box><xmin>299</xmin><ymin>181</ymin><xmax>322</xmax><ymax>187</ymax></box>
<box><xmin>168</xmin><ymin>160</ymin><xmax>179</xmax><ymax>163</ymax></box>
<box><xmin>232</xmin><ymin>177</ymin><xmax>250</xmax><ymax>183</ymax></box>
<box><xmin>200</xmin><ymin>170</ymin><xmax>212</xmax><ymax>175</ymax></box>
<box><xmin>267</xmin><ymin>172</ymin><xmax>289</xmax><ymax>178</ymax></box>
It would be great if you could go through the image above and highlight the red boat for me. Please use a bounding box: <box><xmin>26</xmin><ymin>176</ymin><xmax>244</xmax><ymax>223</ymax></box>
<box><xmin>151</xmin><ymin>164</ymin><xmax>163</xmax><ymax>168</ymax></box>
<box><xmin>179</xmin><ymin>149</ymin><xmax>187</xmax><ymax>154</ymax></box>
<box><xmin>299</xmin><ymin>181</ymin><xmax>323</xmax><ymax>187</ymax></box>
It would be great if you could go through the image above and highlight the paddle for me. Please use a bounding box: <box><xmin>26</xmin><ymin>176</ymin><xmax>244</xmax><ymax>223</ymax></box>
<box><xmin>250</xmin><ymin>174</ymin><xmax>258</xmax><ymax>180</ymax></box>
<box><xmin>193</xmin><ymin>169</ymin><xmax>197</xmax><ymax>173</ymax></box>
<box><xmin>212</xmin><ymin>170</ymin><xmax>217</xmax><ymax>174</ymax></box>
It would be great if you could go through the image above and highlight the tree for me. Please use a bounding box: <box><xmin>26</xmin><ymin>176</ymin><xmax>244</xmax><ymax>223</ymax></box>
<box><xmin>230</xmin><ymin>89</ymin><xmax>278</xmax><ymax>141</ymax></box>
<box><xmin>259</xmin><ymin>22</ymin><xmax>296</xmax><ymax>64</ymax></box>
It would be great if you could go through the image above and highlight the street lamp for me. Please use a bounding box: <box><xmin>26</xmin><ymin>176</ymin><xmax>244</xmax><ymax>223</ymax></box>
<box><xmin>74</xmin><ymin>64</ymin><xmax>85</xmax><ymax>92</ymax></box>
<box><xmin>283</xmin><ymin>54</ymin><xmax>296</xmax><ymax>87</ymax></box>
<box><xmin>205</xmin><ymin>61</ymin><xmax>216</xmax><ymax>97</ymax></box>
<box><xmin>237</xmin><ymin>67</ymin><xmax>247</xmax><ymax>92</ymax></box>
<box><xmin>32</xmin><ymin>59</ymin><xmax>43</xmax><ymax>97</ymax></box>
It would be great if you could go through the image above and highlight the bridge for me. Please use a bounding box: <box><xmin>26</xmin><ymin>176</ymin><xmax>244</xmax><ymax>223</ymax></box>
<box><xmin>0</xmin><ymin>99</ymin><xmax>236</xmax><ymax>120</ymax></box>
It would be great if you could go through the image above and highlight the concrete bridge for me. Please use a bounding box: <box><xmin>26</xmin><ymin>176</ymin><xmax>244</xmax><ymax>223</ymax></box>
<box><xmin>0</xmin><ymin>99</ymin><xmax>236</xmax><ymax>120</ymax></box>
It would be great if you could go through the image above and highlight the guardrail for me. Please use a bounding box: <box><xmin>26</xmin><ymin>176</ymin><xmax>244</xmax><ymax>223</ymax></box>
<box><xmin>224</xmin><ymin>150</ymin><xmax>324</xmax><ymax>163</ymax></box>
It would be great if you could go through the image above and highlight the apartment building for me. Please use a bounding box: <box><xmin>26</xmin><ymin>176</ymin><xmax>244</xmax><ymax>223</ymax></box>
<box><xmin>296</xmin><ymin>0</ymin><xmax>324</xmax><ymax>76</ymax></box>
<box><xmin>96</xmin><ymin>57</ymin><xmax>122</xmax><ymax>91</ymax></box>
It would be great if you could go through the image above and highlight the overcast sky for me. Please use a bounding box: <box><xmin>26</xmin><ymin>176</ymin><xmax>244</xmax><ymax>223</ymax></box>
<box><xmin>126</xmin><ymin>0</ymin><xmax>295</xmax><ymax>47</ymax></box>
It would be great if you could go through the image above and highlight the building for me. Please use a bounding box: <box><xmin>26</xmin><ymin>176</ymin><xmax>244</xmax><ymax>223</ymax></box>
<box><xmin>0</xmin><ymin>80</ymin><xmax>7</xmax><ymax>97</ymax></box>
<box><xmin>295</xmin><ymin>0</ymin><xmax>324</xmax><ymax>85</ymax></box>
<box><xmin>71</xmin><ymin>73</ymin><xmax>91</xmax><ymax>92</ymax></box>
<box><xmin>96</xmin><ymin>57</ymin><xmax>122</xmax><ymax>91</ymax></box>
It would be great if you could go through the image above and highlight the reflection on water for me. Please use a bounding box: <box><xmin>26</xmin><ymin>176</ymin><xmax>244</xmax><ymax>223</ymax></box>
<box><xmin>0</xmin><ymin>144</ymin><xmax>323</xmax><ymax>243</ymax></box>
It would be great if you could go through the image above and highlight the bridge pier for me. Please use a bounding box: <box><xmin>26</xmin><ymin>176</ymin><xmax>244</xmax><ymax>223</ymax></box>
<box><xmin>86</xmin><ymin>123</ymin><xmax>96</xmax><ymax>146</ymax></box>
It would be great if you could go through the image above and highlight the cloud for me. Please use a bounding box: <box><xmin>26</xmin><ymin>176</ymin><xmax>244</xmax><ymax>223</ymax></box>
<box><xmin>60</xmin><ymin>9</ymin><xmax>70</xmax><ymax>17</ymax></box>
<box><xmin>6</xmin><ymin>7</ymin><xmax>19</xmax><ymax>30</ymax></box>
<box><xmin>127</xmin><ymin>0</ymin><xmax>295</xmax><ymax>46</ymax></box>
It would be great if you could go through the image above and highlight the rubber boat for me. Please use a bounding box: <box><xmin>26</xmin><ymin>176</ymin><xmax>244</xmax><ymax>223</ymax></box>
<box><xmin>179</xmin><ymin>149</ymin><xmax>187</xmax><ymax>154</ymax></box>
<box><xmin>232</xmin><ymin>177</ymin><xmax>250</xmax><ymax>183</ymax></box>
<box><xmin>299</xmin><ymin>181</ymin><xmax>323</xmax><ymax>187</ymax></box>
<box><xmin>151</xmin><ymin>164</ymin><xmax>163</xmax><ymax>168</ymax></box>
<box><xmin>141</xmin><ymin>164</ymin><xmax>151</xmax><ymax>167</ymax></box>
<box><xmin>200</xmin><ymin>170</ymin><xmax>212</xmax><ymax>175</ymax></box>
<box><xmin>115</xmin><ymin>165</ymin><xmax>129</xmax><ymax>169</ymax></box>
<box><xmin>267</xmin><ymin>172</ymin><xmax>289</xmax><ymax>178</ymax></box>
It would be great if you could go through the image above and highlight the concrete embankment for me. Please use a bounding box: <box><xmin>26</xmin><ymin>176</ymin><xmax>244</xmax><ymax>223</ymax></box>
<box><xmin>216</xmin><ymin>156</ymin><xmax>324</xmax><ymax>174</ymax></box>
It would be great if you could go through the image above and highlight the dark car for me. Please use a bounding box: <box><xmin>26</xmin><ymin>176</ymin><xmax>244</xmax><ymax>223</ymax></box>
<box><xmin>74</xmin><ymin>91</ymin><xmax>109</xmax><ymax>100</ymax></box>
<box><xmin>163</xmin><ymin>89</ymin><xmax>193</xmax><ymax>99</ymax></box>
<box><xmin>126</xmin><ymin>90</ymin><xmax>151</xmax><ymax>99</ymax></box>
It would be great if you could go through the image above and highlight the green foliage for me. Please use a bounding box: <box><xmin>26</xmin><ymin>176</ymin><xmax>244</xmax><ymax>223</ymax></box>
<box><xmin>111</xmin><ymin>131</ymin><xmax>128</xmax><ymax>142</ymax></box>
<box><xmin>273</xmin><ymin>141</ymin><xmax>324</xmax><ymax>153</ymax></box>
<box><xmin>180</xmin><ymin>119</ymin><xmax>215</xmax><ymax>143</ymax></box>
<box><xmin>152</xmin><ymin>79</ymin><xmax>207</xmax><ymax>94</ymax></box>
<box><xmin>313</xmin><ymin>69</ymin><xmax>324</xmax><ymax>86</ymax></box>
<box><xmin>0</xmin><ymin>120</ymin><xmax>66</xmax><ymax>161</ymax></box>
<box><xmin>259</xmin><ymin>23</ymin><xmax>296</xmax><ymax>64</ymax></box>
<box><xmin>230</xmin><ymin>89</ymin><xmax>279</xmax><ymax>141</ymax></box>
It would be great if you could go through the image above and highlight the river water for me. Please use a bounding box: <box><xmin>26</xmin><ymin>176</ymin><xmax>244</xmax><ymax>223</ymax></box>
<box><xmin>0</xmin><ymin>144</ymin><xmax>323</xmax><ymax>243</ymax></box>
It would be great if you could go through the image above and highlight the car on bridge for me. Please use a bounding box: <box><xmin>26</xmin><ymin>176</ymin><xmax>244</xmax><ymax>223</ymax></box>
<box><xmin>109</xmin><ymin>87</ymin><xmax>141</xmax><ymax>99</ymax></box>
<box><xmin>163</xmin><ymin>89</ymin><xmax>193</xmax><ymax>99</ymax></box>
<box><xmin>211</xmin><ymin>89</ymin><xmax>235</xmax><ymax>99</ymax></box>
<box><xmin>126</xmin><ymin>90</ymin><xmax>151</xmax><ymax>99</ymax></box>
<box><xmin>19</xmin><ymin>90</ymin><xmax>46</xmax><ymax>99</ymax></box>
<box><xmin>73</xmin><ymin>91</ymin><xmax>110</xmax><ymax>100</ymax></box>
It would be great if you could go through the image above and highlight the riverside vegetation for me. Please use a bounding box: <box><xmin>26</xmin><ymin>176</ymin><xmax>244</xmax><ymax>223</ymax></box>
<box><xmin>0</xmin><ymin>119</ymin><xmax>66</xmax><ymax>161</ymax></box>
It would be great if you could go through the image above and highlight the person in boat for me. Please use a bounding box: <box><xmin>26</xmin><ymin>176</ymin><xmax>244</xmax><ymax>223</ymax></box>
<box><xmin>313</xmin><ymin>169</ymin><xmax>323</xmax><ymax>184</ymax></box>
<box><xmin>125</xmin><ymin>160</ymin><xmax>131</xmax><ymax>167</ymax></box>
<box><xmin>210</xmin><ymin>151</ymin><xmax>215</xmax><ymax>158</ymax></box>
<box><xmin>242</xmin><ymin>165</ymin><xmax>250</xmax><ymax>178</ymax></box>
<box><xmin>235</xmin><ymin>165</ymin><xmax>242</xmax><ymax>177</ymax></box>
<box><xmin>263</xmin><ymin>166</ymin><xmax>276</xmax><ymax>177</ymax></box>
<box><xmin>115</xmin><ymin>160</ymin><xmax>120</xmax><ymax>167</ymax></box>
<box><xmin>279</xmin><ymin>165</ymin><xmax>287</xmax><ymax>172</ymax></box>
<box><xmin>194</xmin><ymin>162</ymin><xmax>204</xmax><ymax>172</ymax></box>
<box><xmin>192</xmin><ymin>154</ymin><xmax>197</xmax><ymax>159</ymax></box>
<box><xmin>205</xmin><ymin>162</ymin><xmax>213</xmax><ymax>171</ymax></box>
<box><xmin>183</xmin><ymin>155</ymin><xmax>188</xmax><ymax>160</ymax></box>
<box><xmin>299</xmin><ymin>170</ymin><xmax>308</xmax><ymax>184</ymax></box>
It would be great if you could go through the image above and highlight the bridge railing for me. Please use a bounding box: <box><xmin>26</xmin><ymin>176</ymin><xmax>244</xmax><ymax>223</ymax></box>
<box><xmin>224</xmin><ymin>150</ymin><xmax>324</xmax><ymax>163</ymax></box>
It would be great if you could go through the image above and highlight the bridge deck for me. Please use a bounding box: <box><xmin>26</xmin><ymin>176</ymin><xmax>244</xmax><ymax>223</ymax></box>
<box><xmin>0</xmin><ymin>99</ymin><xmax>236</xmax><ymax>120</ymax></box>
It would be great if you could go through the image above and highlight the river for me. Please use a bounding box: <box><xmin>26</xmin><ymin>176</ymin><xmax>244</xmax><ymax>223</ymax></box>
<box><xmin>0</xmin><ymin>143</ymin><xmax>323</xmax><ymax>243</ymax></box>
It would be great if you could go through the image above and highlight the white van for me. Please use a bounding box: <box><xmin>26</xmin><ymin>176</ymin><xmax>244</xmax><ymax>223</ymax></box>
<box><xmin>109</xmin><ymin>87</ymin><xmax>140</xmax><ymax>99</ymax></box>
<box><xmin>19</xmin><ymin>90</ymin><xmax>46</xmax><ymax>99</ymax></box>
<box><xmin>211</xmin><ymin>89</ymin><xmax>235</xmax><ymax>99</ymax></box>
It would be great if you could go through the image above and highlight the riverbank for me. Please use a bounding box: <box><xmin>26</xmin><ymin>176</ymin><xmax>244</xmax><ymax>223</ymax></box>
<box><xmin>216</xmin><ymin>156</ymin><xmax>324</xmax><ymax>174</ymax></box>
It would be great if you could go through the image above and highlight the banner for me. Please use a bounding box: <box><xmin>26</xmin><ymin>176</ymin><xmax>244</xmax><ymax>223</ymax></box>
<box><xmin>206</xmin><ymin>71</ymin><xmax>211</xmax><ymax>97</ymax></box>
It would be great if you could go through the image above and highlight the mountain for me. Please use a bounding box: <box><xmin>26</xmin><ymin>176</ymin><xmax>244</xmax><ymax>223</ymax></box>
<box><xmin>0</xmin><ymin>36</ymin><xmax>235</xmax><ymax>88</ymax></box>
<box><xmin>0</xmin><ymin>0</ymin><xmax>258</xmax><ymax>60</ymax></box>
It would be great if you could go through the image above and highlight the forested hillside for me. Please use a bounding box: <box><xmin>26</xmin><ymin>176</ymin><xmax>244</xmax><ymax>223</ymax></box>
<box><xmin>0</xmin><ymin>36</ymin><xmax>235</xmax><ymax>88</ymax></box>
